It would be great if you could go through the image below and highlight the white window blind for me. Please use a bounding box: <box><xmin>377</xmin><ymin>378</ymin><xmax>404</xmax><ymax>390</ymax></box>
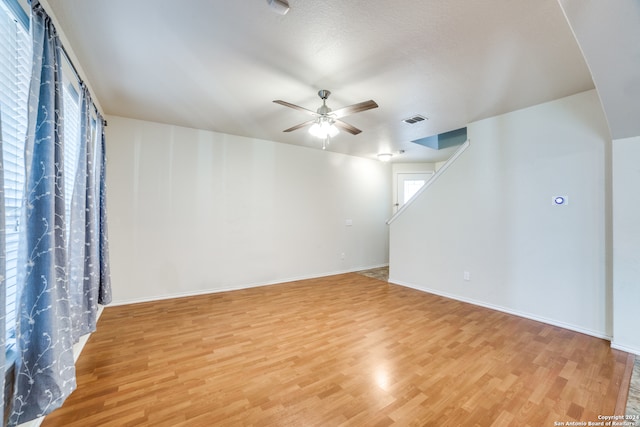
<box><xmin>0</xmin><ymin>0</ymin><xmax>30</xmax><ymax>346</ymax></box>
<box><xmin>62</xmin><ymin>73</ymin><xmax>81</xmax><ymax>234</ymax></box>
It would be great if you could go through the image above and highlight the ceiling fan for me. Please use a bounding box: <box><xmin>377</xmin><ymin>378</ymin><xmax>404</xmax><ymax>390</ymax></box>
<box><xmin>273</xmin><ymin>90</ymin><xmax>378</xmax><ymax>147</ymax></box>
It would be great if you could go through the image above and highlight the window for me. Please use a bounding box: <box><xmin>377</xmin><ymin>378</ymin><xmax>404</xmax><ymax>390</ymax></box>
<box><xmin>0</xmin><ymin>0</ymin><xmax>30</xmax><ymax>349</ymax></box>
<box><xmin>403</xmin><ymin>179</ymin><xmax>427</xmax><ymax>205</ymax></box>
<box><xmin>62</xmin><ymin>68</ymin><xmax>81</xmax><ymax>232</ymax></box>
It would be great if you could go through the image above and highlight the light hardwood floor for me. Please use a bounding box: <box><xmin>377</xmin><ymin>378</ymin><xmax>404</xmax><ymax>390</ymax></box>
<box><xmin>42</xmin><ymin>273</ymin><xmax>633</xmax><ymax>426</ymax></box>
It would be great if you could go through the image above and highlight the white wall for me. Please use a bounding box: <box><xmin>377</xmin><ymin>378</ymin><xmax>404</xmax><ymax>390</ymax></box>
<box><xmin>612</xmin><ymin>136</ymin><xmax>640</xmax><ymax>354</ymax></box>
<box><xmin>558</xmin><ymin>0</ymin><xmax>640</xmax><ymax>355</ymax></box>
<box><xmin>105</xmin><ymin>116</ymin><xmax>391</xmax><ymax>304</ymax></box>
<box><xmin>391</xmin><ymin>163</ymin><xmax>435</xmax><ymax>175</ymax></box>
<box><xmin>389</xmin><ymin>90</ymin><xmax>612</xmax><ymax>338</ymax></box>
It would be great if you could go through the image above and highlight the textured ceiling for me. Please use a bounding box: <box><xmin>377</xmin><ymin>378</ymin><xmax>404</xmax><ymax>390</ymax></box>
<box><xmin>44</xmin><ymin>0</ymin><xmax>594</xmax><ymax>162</ymax></box>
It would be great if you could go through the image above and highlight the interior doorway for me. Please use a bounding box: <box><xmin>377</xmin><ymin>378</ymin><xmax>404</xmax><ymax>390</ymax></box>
<box><xmin>395</xmin><ymin>172</ymin><xmax>433</xmax><ymax>213</ymax></box>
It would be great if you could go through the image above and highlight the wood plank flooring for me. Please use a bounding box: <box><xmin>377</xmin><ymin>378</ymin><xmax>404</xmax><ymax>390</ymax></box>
<box><xmin>42</xmin><ymin>273</ymin><xmax>633</xmax><ymax>426</ymax></box>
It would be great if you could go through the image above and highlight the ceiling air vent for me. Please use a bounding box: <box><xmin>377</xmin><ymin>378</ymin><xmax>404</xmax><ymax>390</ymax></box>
<box><xmin>402</xmin><ymin>114</ymin><xmax>428</xmax><ymax>125</ymax></box>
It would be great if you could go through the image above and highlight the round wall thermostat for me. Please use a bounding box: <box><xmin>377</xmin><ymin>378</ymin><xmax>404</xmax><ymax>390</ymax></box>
<box><xmin>553</xmin><ymin>196</ymin><xmax>568</xmax><ymax>205</ymax></box>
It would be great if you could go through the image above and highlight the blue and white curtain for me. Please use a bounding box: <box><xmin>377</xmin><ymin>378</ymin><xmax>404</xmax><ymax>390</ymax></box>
<box><xmin>8</xmin><ymin>4</ymin><xmax>76</xmax><ymax>424</ymax></box>
<box><xmin>4</xmin><ymin>2</ymin><xmax>111</xmax><ymax>425</ymax></box>
<box><xmin>97</xmin><ymin>117</ymin><xmax>111</xmax><ymax>308</ymax></box>
<box><xmin>69</xmin><ymin>84</ymin><xmax>111</xmax><ymax>341</ymax></box>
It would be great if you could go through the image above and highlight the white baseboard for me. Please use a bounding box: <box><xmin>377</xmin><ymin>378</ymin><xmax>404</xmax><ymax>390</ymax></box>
<box><xmin>17</xmin><ymin>416</ymin><xmax>44</xmax><ymax>427</ymax></box>
<box><xmin>389</xmin><ymin>277</ymin><xmax>612</xmax><ymax>341</ymax></box>
<box><xmin>111</xmin><ymin>264</ymin><xmax>389</xmax><ymax>307</ymax></box>
<box><xmin>611</xmin><ymin>342</ymin><xmax>640</xmax><ymax>356</ymax></box>
<box><xmin>72</xmin><ymin>305</ymin><xmax>104</xmax><ymax>362</ymax></box>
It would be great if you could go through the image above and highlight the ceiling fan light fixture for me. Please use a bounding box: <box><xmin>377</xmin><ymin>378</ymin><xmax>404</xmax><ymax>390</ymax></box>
<box><xmin>309</xmin><ymin>119</ymin><xmax>339</xmax><ymax>139</ymax></box>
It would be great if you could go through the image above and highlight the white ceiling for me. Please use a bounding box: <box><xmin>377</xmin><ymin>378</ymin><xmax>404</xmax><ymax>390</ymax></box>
<box><xmin>45</xmin><ymin>0</ymin><xmax>594</xmax><ymax>163</ymax></box>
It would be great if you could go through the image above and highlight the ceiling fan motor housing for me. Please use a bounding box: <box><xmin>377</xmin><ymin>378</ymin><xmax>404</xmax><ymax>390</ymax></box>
<box><xmin>266</xmin><ymin>0</ymin><xmax>290</xmax><ymax>15</ymax></box>
<box><xmin>318</xmin><ymin>89</ymin><xmax>331</xmax><ymax>100</ymax></box>
<box><xmin>317</xmin><ymin>90</ymin><xmax>332</xmax><ymax>115</ymax></box>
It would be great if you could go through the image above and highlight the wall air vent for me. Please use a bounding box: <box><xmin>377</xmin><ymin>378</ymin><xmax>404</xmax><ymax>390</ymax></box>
<box><xmin>402</xmin><ymin>114</ymin><xmax>428</xmax><ymax>125</ymax></box>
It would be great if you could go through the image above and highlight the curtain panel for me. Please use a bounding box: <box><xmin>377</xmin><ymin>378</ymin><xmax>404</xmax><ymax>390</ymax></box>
<box><xmin>69</xmin><ymin>84</ymin><xmax>111</xmax><ymax>341</ymax></box>
<box><xmin>8</xmin><ymin>4</ymin><xmax>76</xmax><ymax>424</ymax></box>
<box><xmin>1</xmin><ymin>2</ymin><xmax>111</xmax><ymax>424</ymax></box>
<box><xmin>97</xmin><ymin>119</ymin><xmax>111</xmax><ymax>307</ymax></box>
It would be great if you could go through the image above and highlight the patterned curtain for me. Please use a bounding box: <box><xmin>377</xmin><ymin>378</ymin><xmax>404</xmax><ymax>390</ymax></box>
<box><xmin>96</xmin><ymin>114</ymin><xmax>111</xmax><ymax>307</ymax></box>
<box><xmin>69</xmin><ymin>84</ymin><xmax>111</xmax><ymax>340</ymax></box>
<box><xmin>8</xmin><ymin>4</ymin><xmax>76</xmax><ymax>424</ymax></box>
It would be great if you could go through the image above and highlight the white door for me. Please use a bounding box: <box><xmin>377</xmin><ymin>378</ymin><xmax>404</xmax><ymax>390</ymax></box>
<box><xmin>395</xmin><ymin>173</ymin><xmax>433</xmax><ymax>212</ymax></box>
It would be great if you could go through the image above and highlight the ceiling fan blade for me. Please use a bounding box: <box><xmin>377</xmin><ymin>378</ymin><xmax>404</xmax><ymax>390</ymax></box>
<box><xmin>283</xmin><ymin>119</ymin><xmax>316</xmax><ymax>132</ymax></box>
<box><xmin>273</xmin><ymin>100</ymin><xmax>319</xmax><ymax>117</ymax></box>
<box><xmin>334</xmin><ymin>119</ymin><xmax>362</xmax><ymax>135</ymax></box>
<box><xmin>331</xmin><ymin>100</ymin><xmax>378</xmax><ymax>119</ymax></box>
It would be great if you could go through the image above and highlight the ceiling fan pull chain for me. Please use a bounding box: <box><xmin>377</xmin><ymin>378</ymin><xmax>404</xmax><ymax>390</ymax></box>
<box><xmin>322</xmin><ymin>136</ymin><xmax>331</xmax><ymax>150</ymax></box>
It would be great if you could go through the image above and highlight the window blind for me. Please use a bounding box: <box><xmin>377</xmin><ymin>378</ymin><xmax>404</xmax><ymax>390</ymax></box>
<box><xmin>63</xmin><ymin>76</ymin><xmax>81</xmax><ymax>233</ymax></box>
<box><xmin>0</xmin><ymin>0</ymin><xmax>30</xmax><ymax>346</ymax></box>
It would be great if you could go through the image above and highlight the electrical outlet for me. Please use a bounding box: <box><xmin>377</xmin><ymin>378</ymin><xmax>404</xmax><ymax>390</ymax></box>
<box><xmin>463</xmin><ymin>271</ymin><xmax>470</xmax><ymax>281</ymax></box>
<box><xmin>341</xmin><ymin>253</ymin><xmax>346</xmax><ymax>260</ymax></box>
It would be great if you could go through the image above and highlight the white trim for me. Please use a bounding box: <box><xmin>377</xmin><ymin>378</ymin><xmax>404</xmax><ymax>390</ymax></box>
<box><xmin>611</xmin><ymin>342</ymin><xmax>640</xmax><ymax>356</ymax></box>
<box><xmin>72</xmin><ymin>306</ymin><xmax>104</xmax><ymax>362</ymax></box>
<box><xmin>110</xmin><ymin>264</ymin><xmax>389</xmax><ymax>307</ymax></box>
<box><xmin>17</xmin><ymin>415</ymin><xmax>44</xmax><ymax>427</ymax></box>
<box><xmin>386</xmin><ymin>139</ymin><xmax>471</xmax><ymax>225</ymax></box>
<box><xmin>389</xmin><ymin>277</ymin><xmax>612</xmax><ymax>341</ymax></box>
